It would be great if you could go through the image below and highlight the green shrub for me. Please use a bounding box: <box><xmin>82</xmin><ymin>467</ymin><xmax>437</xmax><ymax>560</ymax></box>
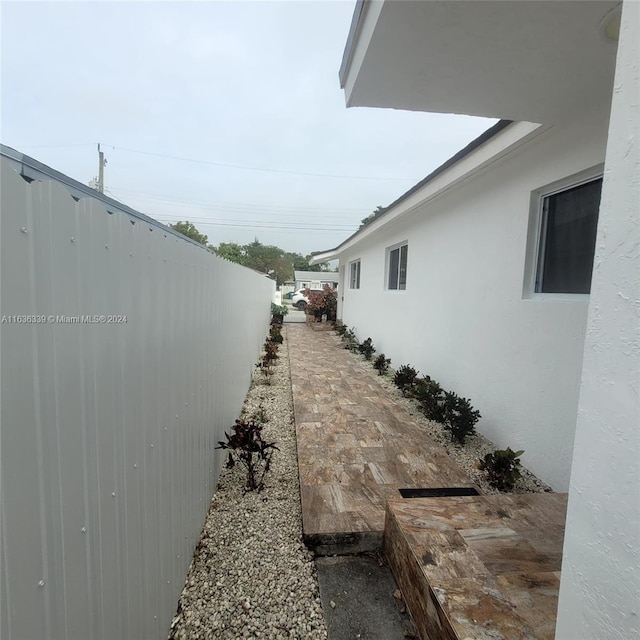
<box><xmin>373</xmin><ymin>353</ymin><xmax>391</xmax><ymax>375</ymax></box>
<box><xmin>412</xmin><ymin>376</ymin><xmax>445</xmax><ymax>422</ymax></box>
<box><xmin>442</xmin><ymin>392</ymin><xmax>480</xmax><ymax>444</ymax></box>
<box><xmin>342</xmin><ymin>327</ymin><xmax>360</xmax><ymax>352</ymax></box>
<box><xmin>334</xmin><ymin>320</ymin><xmax>348</xmax><ymax>336</ymax></box>
<box><xmin>394</xmin><ymin>365</ymin><xmax>418</xmax><ymax>395</ymax></box>
<box><xmin>358</xmin><ymin>338</ymin><xmax>376</xmax><ymax>360</ymax></box>
<box><xmin>478</xmin><ymin>448</ymin><xmax>524</xmax><ymax>491</ymax></box>
<box><xmin>270</xmin><ymin>302</ymin><xmax>289</xmax><ymax>320</ymax></box>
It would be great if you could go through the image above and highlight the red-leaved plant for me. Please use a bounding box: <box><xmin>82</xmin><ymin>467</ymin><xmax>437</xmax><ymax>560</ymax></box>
<box><xmin>216</xmin><ymin>419</ymin><xmax>278</xmax><ymax>492</ymax></box>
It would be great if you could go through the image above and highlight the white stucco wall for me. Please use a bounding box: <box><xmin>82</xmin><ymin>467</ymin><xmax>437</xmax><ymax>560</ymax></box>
<box><xmin>555</xmin><ymin>3</ymin><xmax>639</xmax><ymax>637</ymax></box>
<box><xmin>338</xmin><ymin>112</ymin><xmax>609</xmax><ymax>490</ymax></box>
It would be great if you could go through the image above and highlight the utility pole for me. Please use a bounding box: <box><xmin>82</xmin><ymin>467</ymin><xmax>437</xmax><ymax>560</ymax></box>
<box><xmin>97</xmin><ymin>143</ymin><xmax>106</xmax><ymax>193</ymax></box>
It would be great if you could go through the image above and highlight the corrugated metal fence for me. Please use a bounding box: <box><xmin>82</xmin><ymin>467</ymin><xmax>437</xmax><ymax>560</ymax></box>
<box><xmin>0</xmin><ymin>159</ymin><xmax>274</xmax><ymax>639</ymax></box>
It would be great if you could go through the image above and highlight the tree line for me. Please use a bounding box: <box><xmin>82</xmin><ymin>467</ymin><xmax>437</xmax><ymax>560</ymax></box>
<box><xmin>169</xmin><ymin>221</ymin><xmax>331</xmax><ymax>285</ymax></box>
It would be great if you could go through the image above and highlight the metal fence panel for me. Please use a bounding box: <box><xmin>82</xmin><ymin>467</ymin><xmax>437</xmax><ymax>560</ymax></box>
<box><xmin>0</xmin><ymin>160</ymin><xmax>274</xmax><ymax>639</ymax></box>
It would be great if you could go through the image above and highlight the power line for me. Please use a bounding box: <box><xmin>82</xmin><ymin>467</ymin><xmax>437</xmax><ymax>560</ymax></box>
<box><xmin>102</xmin><ymin>189</ymin><xmax>359</xmax><ymax>233</ymax></box>
<box><xmin>15</xmin><ymin>142</ymin><xmax>97</xmax><ymax>149</ymax></box>
<box><xmin>14</xmin><ymin>141</ymin><xmax>415</xmax><ymax>181</ymax></box>
<box><xmin>14</xmin><ymin>140</ymin><xmax>418</xmax><ymax>181</ymax></box>
<box><xmin>103</xmin><ymin>187</ymin><xmax>369</xmax><ymax>229</ymax></box>
<box><xmin>184</xmin><ymin>218</ymin><xmax>355</xmax><ymax>229</ymax></box>
<box><xmin>107</xmin><ymin>145</ymin><xmax>414</xmax><ymax>181</ymax></box>
<box><xmin>151</xmin><ymin>216</ymin><xmax>358</xmax><ymax>232</ymax></box>
<box><xmin>108</xmin><ymin>189</ymin><xmax>367</xmax><ymax>222</ymax></box>
<box><xmin>110</xmin><ymin>185</ymin><xmax>365</xmax><ymax>214</ymax></box>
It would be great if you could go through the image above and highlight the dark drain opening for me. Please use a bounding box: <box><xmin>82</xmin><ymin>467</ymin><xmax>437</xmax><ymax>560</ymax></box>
<box><xmin>398</xmin><ymin>487</ymin><xmax>480</xmax><ymax>498</ymax></box>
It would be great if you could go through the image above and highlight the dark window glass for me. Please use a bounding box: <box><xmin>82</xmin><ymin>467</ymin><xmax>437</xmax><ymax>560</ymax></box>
<box><xmin>537</xmin><ymin>178</ymin><xmax>602</xmax><ymax>294</ymax></box>
<box><xmin>388</xmin><ymin>244</ymin><xmax>408</xmax><ymax>290</ymax></box>
<box><xmin>388</xmin><ymin>248</ymin><xmax>400</xmax><ymax>289</ymax></box>
<box><xmin>350</xmin><ymin>261</ymin><xmax>360</xmax><ymax>289</ymax></box>
<box><xmin>399</xmin><ymin>244</ymin><xmax>408</xmax><ymax>290</ymax></box>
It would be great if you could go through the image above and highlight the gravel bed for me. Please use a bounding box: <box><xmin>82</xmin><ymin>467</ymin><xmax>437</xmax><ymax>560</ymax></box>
<box><xmin>331</xmin><ymin>333</ymin><xmax>552</xmax><ymax>495</ymax></box>
<box><xmin>168</xmin><ymin>332</ymin><xmax>328</xmax><ymax>640</ymax></box>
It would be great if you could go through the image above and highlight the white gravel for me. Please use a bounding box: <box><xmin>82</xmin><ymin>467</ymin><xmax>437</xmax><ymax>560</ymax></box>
<box><xmin>168</xmin><ymin>332</ymin><xmax>328</xmax><ymax>640</ymax></box>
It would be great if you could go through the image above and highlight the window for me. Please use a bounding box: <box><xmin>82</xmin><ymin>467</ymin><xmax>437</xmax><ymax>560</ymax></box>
<box><xmin>535</xmin><ymin>177</ymin><xmax>602</xmax><ymax>294</ymax></box>
<box><xmin>387</xmin><ymin>243</ymin><xmax>408</xmax><ymax>290</ymax></box>
<box><xmin>349</xmin><ymin>260</ymin><xmax>361</xmax><ymax>289</ymax></box>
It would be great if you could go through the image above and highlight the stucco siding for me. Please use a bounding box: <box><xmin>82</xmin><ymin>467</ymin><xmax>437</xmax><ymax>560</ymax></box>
<box><xmin>338</xmin><ymin>113</ymin><xmax>609</xmax><ymax>490</ymax></box>
<box><xmin>556</xmin><ymin>4</ymin><xmax>640</xmax><ymax>636</ymax></box>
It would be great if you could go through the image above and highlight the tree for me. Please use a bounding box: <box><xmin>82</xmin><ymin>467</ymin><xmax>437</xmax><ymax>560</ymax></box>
<box><xmin>170</xmin><ymin>220</ymin><xmax>208</xmax><ymax>245</ymax></box>
<box><xmin>210</xmin><ymin>239</ymin><xmax>333</xmax><ymax>286</ymax></box>
<box><xmin>214</xmin><ymin>242</ymin><xmax>246</xmax><ymax>264</ymax></box>
<box><xmin>211</xmin><ymin>239</ymin><xmax>291</xmax><ymax>285</ymax></box>
<box><xmin>287</xmin><ymin>253</ymin><xmax>330</xmax><ymax>273</ymax></box>
<box><xmin>360</xmin><ymin>205</ymin><xmax>386</xmax><ymax>229</ymax></box>
<box><xmin>244</xmin><ymin>240</ymin><xmax>292</xmax><ymax>285</ymax></box>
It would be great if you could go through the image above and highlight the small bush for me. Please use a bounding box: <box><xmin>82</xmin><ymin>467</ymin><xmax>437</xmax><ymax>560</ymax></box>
<box><xmin>358</xmin><ymin>337</ymin><xmax>376</xmax><ymax>360</ymax></box>
<box><xmin>305</xmin><ymin>285</ymin><xmax>337</xmax><ymax>321</ymax></box>
<box><xmin>269</xmin><ymin>324</ymin><xmax>283</xmax><ymax>344</ymax></box>
<box><xmin>342</xmin><ymin>327</ymin><xmax>360</xmax><ymax>352</ymax></box>
<box><xmin>442</xmin><ymin>392</ymin><xmax>480</xmax><ymax>444</ymax></box>
<box><xmin>334</xmin><ymin>320</ymin><xmax>348</xmax><ymax>336</ymax></box>
<box><xmin>478</xmin><ymin>448</ymin><xmax>524</xmax><ymax>491</ymax></box>
<box><xmin>264</xmin><ymin>341</ymin><xmax>279</xmax><ymax>362</ymax></box>
<box><xmin>373</xmin><ymin>353</ymin><xmax>391</xmax><ymax>375</ymax></box>
<box><xmin>394</xmin><ymin>365</ymin><xmax>418</xmax><ymax>395</ymax></box>
<box><xmin>412</xmin><ymin>376</ymin><xmax>446</xmax><ymax>422</ymax></box>
<box><xmin>216</xmin><ymin>419</ymin><xmax>278</xmax><ymax>492</ymax></box>
<box><xmin>270</xmin><ymin>303</ymin><xmax>288</xmax><ymax>322</ymax></box>
<box><xmin>256</xmin><ymin>358</ymin><xmax>275</xmax><ymax>384</ymax></box>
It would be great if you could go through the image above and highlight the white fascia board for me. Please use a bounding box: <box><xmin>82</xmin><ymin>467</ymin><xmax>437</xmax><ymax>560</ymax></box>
<box><xmin>342</xmin><ymin>0</ymin><xmax>385</xmax><ymax>106</ymax></box>
<box><xmin>309</xmin><ymin>250</ymin><xmax>340</xmax><ymax>265</ymax></box>
<box><xmin>311</xmin><ymin>121</ymin><xmax>547</xmax><ymax>264</ymax></box>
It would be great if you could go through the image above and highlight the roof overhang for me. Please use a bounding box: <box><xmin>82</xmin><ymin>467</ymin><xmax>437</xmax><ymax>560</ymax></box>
<box><xmin>340</xmin><ymin>0</ymin><xmax>620</xmax><ymax>124</ymax></box>
<box><xmin>310</xmin><ymin>120</ymin><xmax>545</xmax><ymax>264</ymax></box>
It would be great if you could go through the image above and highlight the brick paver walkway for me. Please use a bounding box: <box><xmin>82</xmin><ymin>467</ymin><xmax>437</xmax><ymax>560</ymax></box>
<box><xmin>287</xmin><ymin>324</ymin><xmax>475</xmax><ymax>554</ymax></box>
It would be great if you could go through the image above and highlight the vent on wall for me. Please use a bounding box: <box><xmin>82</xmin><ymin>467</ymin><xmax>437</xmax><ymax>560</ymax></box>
<box><xmin>399</xmin><ymin>487</ymin><xmax>480</xmax><ymax>498</ymax></box>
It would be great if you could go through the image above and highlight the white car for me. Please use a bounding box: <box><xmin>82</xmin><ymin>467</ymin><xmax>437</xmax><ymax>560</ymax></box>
<box><xmin>291</xmin><ymin>288</ymin><xmax>316</xmax><ymax>310</ymax></box>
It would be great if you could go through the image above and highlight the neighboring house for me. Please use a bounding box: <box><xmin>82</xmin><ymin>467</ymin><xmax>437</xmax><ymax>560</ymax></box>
<box><xmin>280</xmin><ymin>280</ymin><xmax>295</xmax><ymax>299</ymax></box>
<box><xmin>311</xmin><ymin>2</ymin><xmax>638</xmax><ymax>638</ymax></box>
<box><xmin>293</xmin><ymin>270</ymin><xmax>338</xmax><ymax>290</ymax></box>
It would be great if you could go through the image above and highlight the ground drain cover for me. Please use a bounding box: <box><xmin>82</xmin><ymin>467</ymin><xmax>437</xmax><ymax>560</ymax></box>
<box><xmin>399</xmin><ymin>487</ymin><xmax>480</xmax><ymax>498</ymax></box>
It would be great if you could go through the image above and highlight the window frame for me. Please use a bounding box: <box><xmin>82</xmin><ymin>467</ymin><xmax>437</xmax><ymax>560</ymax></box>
<box><xmin>386</xmin><ymin>241</ymin><xmax>408</xmax><ymax>291</ymax></box>
<box><xmin>349</xmin><ymin>259</ymin><xmax>361</xmax><ymax>289</ymax></box>
<box><xmin>523</xmin><ymin>166</ymin><xmax>603</xmax><ymax>300</ymax></box>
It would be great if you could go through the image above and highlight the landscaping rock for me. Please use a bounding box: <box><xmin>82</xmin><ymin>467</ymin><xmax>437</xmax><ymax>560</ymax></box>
<box><xmin>168</xmin><ymin>334</ymin><xmax>328</xmax><ymax>640</ymax></box>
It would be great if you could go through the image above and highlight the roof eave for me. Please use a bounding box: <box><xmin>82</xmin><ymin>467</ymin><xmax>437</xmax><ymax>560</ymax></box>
<box><xmin>338</xmin><ymin>0</ymin><xmax>368</xmax><ymax>89</ymax></box>
<box><xmin>310</xmin><ymin>119</ymin><xmax>538</xmax><ymax>261</ymax></box>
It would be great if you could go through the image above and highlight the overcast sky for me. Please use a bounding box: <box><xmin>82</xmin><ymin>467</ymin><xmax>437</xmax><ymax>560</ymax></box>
<box><xmin>2</xmin><ymin>0</ymin><xmax>495</xmax><ymax>256</ymax></box>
